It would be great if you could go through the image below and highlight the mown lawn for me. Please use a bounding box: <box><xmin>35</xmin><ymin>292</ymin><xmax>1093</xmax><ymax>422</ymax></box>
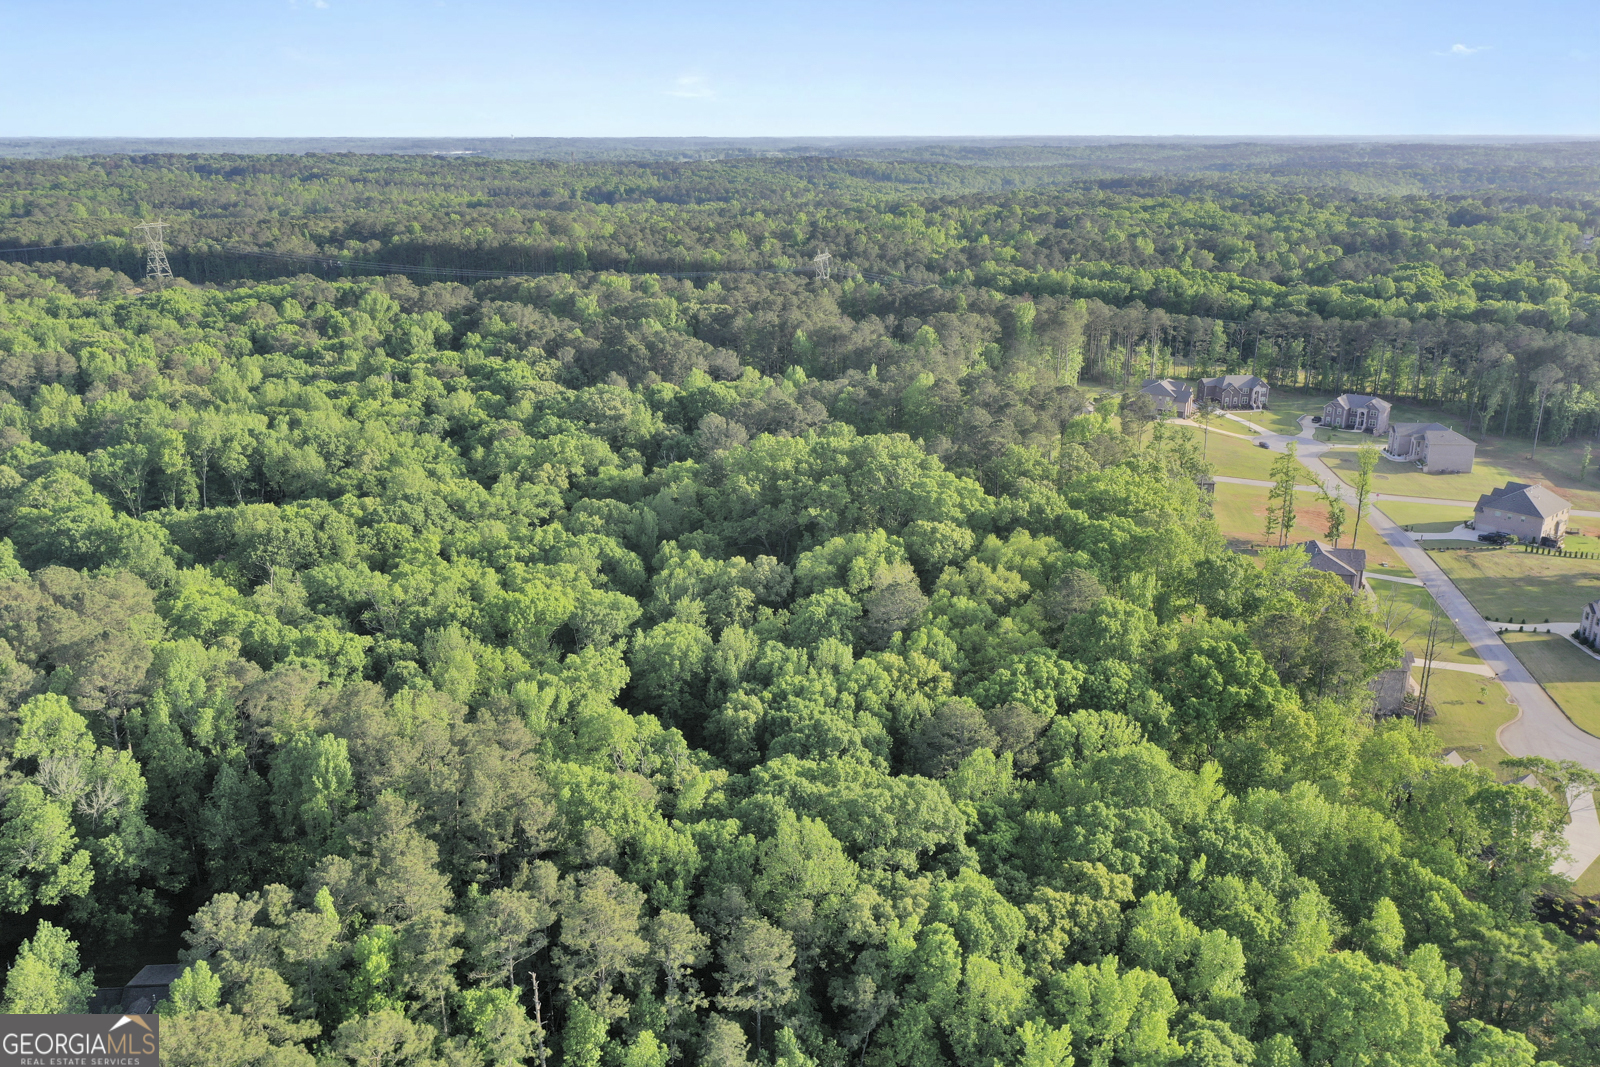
<box><xmin>1571</xmin><ymin>859</ymin><xmax>1600</xmax><ymax>896</ymax></box>
<box><xmin>1189</xmin><ymin>427</ymin><xmax>1318</xmax><ymax>481</ymax></box>
<box><xmin>1250</xmin><ymin>387</ymin><xmax>1334</xmax><ymax>435</ymax></box>
<box><xmin>1211</xmin><ymin>482</ymin><xmax>1414</xmax><ymax>575</ymax></box>
<box><xmin>1422</xmin><ymin>667</ymin><xmax>1518</xmax><ymax>772</ymax></box>
<box><xmin>1313</xmin><ymin>413</ymin><xmax>1600</xmax><ymax>510</ymax></box>
<box><xmin>1321</xmin><ymin>451</ymin><xmax>1489</xmax><ymax>502</ymax></box>
<box><xmin>1370</xmin><ymin>580</ymin><xmax>1482</xmax><ymax>665</ymax></box>
<box><xmin>1431</xmin><ymin>549</ymin><xmax>1600</xmax><ymax>622</ymax></box>
<box><xmin>1501</xmin><ymin>632</ymin><xmax>1600</xmax><ymax>738</ymax></box>
<box><xmin>1375</xmin><ymin>501</ymin><xmax>1474</xmax><ymax>532</ymax></box>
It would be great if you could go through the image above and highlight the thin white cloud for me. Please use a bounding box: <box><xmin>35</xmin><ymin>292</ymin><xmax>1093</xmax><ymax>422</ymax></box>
<box><xmin>1435</xmin><ymin>43</ymin><xmax>1487</xmax><ymax>56</ymax></box>
<box><xmin>664</xmin><ymin>74</ymin><xmax>715</xmax><ymax>100</ymax></box>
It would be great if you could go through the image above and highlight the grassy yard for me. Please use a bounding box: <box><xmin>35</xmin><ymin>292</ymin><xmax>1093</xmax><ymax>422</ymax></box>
<box><xmin>1374</xmin><ymin>501</ymin><xmax>1474</xmax><ymax>532</ymax></box>
<box><xmin>1421</xmin><ymin>667</ymin><xmax>1518</xmax><ymax>771</ymax></box>
<box><xmin>1311</xmin><ymin>410</ymin><xmax>1600</xmax><ymax>510</ymax></box>
<box><xmin>1314</xmin><ymin>426</ymin><xmax>1374</xmax><ymax>445</ymax></box>
<box><xmin>1251</xmin><ymin>387</ymin><xmax>1335</xmax><ymax>434</ymax></box>
<box><xmin>1501</xmin><ymin>632</ymin><xmax>1600</xmax><ymax>738</ymax></box>
<box><xmin>1321</xmin><ymin>451</ymin><xmax>1486</xmax><ymax>502</ymax></box>
<box><xmin>1211</xmin><ymin>482</ymin><xmax>1415</xmax><ymax>575</ymax></box>
<box><xmin>1371</xmin><ymin>580</ymin><xmax>1482</xmax><ymax>665</ymax></box>
<box><xmin>1571</xmin><ymin>858</ymin><xmax>1600</xmax><ymax>897</ymax></box>
<box><xmin>1185</xmin><ymin>427</ymin><xmax>1318</xmax><ymax>482</ymax></box>
<box><xmin>1431</xmin><ymin>549</ymin><xmax>1600</xmax><ymax>622</ymax></box>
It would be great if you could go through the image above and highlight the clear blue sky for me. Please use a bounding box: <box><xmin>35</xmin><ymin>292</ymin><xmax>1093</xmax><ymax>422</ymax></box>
<box><xmin>6</xmin><ymin>0</ymin><xmax>1598</xmax><ymax>137</ymax></box>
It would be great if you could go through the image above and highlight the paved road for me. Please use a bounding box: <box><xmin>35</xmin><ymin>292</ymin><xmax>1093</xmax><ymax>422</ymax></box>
<box><xmin>1257</xmin><ymin>415</ymin><xmax>1600</xmax><ymax>878</ymax></box>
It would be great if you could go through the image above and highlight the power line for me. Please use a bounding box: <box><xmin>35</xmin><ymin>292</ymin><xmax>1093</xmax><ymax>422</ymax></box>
<box><xmin>0</xmin><ymin>241</ymin><xmax>98</xmax><ymax>256</ymax></box>
<box><xmin>206</xmin><ymin>243</ymin><xmax>898</xmax><ymax>284</ymax></box>
<box><xmin>0</xmin><ymin>234</ymin><xmax>903</xmax><ymax>286</ymax></box>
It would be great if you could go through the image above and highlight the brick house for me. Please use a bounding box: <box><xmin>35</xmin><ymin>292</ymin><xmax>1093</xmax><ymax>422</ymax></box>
<box><xmin>1323</xmin><ymin>394</ymin><xmax>1392</xmax><ymax>434</ymax></box>
<box><xmin>1198</xmin><ymin>374</ymin><xmax>1268</xmax><ymax>411</ymax></box>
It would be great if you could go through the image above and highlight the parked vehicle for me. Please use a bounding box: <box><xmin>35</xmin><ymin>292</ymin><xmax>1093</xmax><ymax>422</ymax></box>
<box><xmin>1477</xmin><ymin>532</ymin><xmax>1516</xmax><ymax>544</ymax></box>
<box><xmin>1464</xmin><ymin>520</ymin><xmax>1475</xmax><ymax>530</ymax></box>
<box><xmin>1256</xmin><ymin>440</ymin><xmax>1270</xmax><ymax>449</ymax></box>
<box><xmin>1539</xmin><ymin>536</ymin><xmax>1564</xmax><ymax>548</ymax></box>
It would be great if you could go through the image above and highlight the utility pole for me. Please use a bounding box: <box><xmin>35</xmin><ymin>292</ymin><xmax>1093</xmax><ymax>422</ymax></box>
<box><xmin>133</xmin><ymin>221</ymin><xmax>173</xmax><ymax>286</ymax></box>
<box><xmin>812</xmin><ymin>249</ymin><xmax>831</xmax><ymax>281</ymax></box>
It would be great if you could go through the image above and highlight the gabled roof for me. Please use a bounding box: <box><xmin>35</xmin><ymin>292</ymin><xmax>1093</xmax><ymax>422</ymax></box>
<box><xmin>1201</xmin><ymin>374</ymin><xmax>1265</xmax><ymax>389</ymax></box>
<box><xmin>1139</xmin><ymin>378</ymin><xmax>1193</xmax><ymax>403</ymax></box>
<box><xmin>1477</xmin><ymin>481</ymin><xmax>1569</xmax><ymax>519</ymax></box>
<box><xmin>1422</xmin><ymin>428</ymin><xmax>1474</xmax><ymax>448</ymax></box>
<box><xmin>1390</xmin><ymin>421</ymin><xmax>1450</xmax><ymax>436</ymax></box>
<box><xmin>1330</xmin><ymin>393</ymin><xmax>1392</xmax><ymax>411</ymax></box>
<box><xmin>127</xmin><ymin>964</ymin><xmax>185</xmax><ymax>987</ymax></box>
<box><xmin>1302</xmin><ymin>539</ymin><xmax>1367</xmax><ymax>578</ymax></box>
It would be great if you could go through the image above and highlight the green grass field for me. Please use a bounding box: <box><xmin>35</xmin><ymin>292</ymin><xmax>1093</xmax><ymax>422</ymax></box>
<box><xmin>1251</xmin><ymin>388</ymin><xmax>1335</xmax><ymax>435</ymax></box>
<box><xmin>1375</xmin><ymin>501</ymin><xmax>1474</xmax><ymax>532</ymax></box>
<box><xmin>1211</xmin><ymin>482</ymin><xmax>1415</xmax><ymax>575</ymax></box>
<box><xmin>1571</xmin><ymin>859</ymin><xmax>1600</xmax><ymax>896</ymax></box>
<box><xmin>1312</xmin><ymin>415</ymin><xmax>1600</xmax><ymax>511</ymax></box>
<box><xmin>1186</xmin><ymin>427</ymin><xmax>1318</xmax><ymax>482</ymax></box>
<box><xmin>1422</xmin><ymin>667</ymin><xmax>1517</xmax><ymax>771</ymax></box>
<box><xmin>1321</xmin><ymin>451</ymin><xmax>1486</xmax><ymax>502</ymax></box>
<box><xmin>1371</xmin><ymin>580</ymin><xmax>1482</xmax><ymax>665</ymax></box>
<box><xmin>1501</xmin><ymin>632</ymin><xmax>1600</xmax><ymax>738</ymax></box>
<box><xmin>1431</xmin><ymin>549</ymin><xmax>1600</xmax><ymax>621</ymax></box>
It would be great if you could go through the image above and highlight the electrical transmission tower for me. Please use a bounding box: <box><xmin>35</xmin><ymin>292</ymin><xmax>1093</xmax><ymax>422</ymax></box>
<box><xmin>812</xmin><ymin>249</ymin><xmax>831</xmax><ymax>281</ymax></box>
<box><xmin>133</xmin><ymin>221</ymin><xmax>173</xmax><ymax>285</ymax></box>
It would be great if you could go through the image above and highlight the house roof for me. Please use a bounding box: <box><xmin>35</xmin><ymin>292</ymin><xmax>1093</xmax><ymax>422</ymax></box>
<box><xmin>1442</xmin><ymin>750</ymin><xmax>1475</xmax><ymax>768</ymax></box>
<box><xmin>1330</xmin><ymin>393</ymin><xmax>1392</xmax><ymax>411</ymax></box>
<box><xmin>1390</xmin><ymin>421</ymin><xmax>1451</xmax><ymax>436</ymax></box>
<box><xmin>1139</xmin><ymin>378</ymin><xmax>1193</xmax><ymax>403</ymax></box>
<box><xmin>1201</xmin><ymin>374</ymin><xmax>1265</xmax><ymax>390</ymax></box>
<box><xmin>1477</xmin><ymin>481</ymin><xmax>1569</xmax><ymax>519</ymax></box>
<box><xmin>1302</xmin><ymin>539</ymin><xmax>1367</xmax><ymax>578</ymax></box>
<box><xmin>1422</xmin><ymin>429</ymin><xmax>1474</xmax><ymax>448</ymax></box>
<box><xmin>127</xmin><ymin>964</ymin><xmax>186</xmax><ymax>987</ymax></box>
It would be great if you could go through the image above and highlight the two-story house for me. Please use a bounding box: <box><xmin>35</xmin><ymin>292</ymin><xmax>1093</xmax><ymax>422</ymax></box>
<box><xmin>1198</xmin><ymin>374</ymin><xmax>1268</xmax><ymax>410</ymax></box>
<box><xmin>1386</xmin><ymin>422</ymin><xmax>1476</xmax><ymax>473</ymax></box>
<box><xmin>1474</xmin><ymin>482</ymin><xmax>1570</xmax><ymax>545</ymax></box>
<box><xmin>1301</xmin><ymin>539</ymin><xmax>1367</xmax><ymax>592</ymax></box>
<box><xmin>1138</xmin><ymin>378</ymin><xmax>1196</xmax><ymax>417</ymax></box>
<box><xmin>1323</xmin><ymin>394</ymin><xmax>1392</xmax><ymax>434</ymax></box>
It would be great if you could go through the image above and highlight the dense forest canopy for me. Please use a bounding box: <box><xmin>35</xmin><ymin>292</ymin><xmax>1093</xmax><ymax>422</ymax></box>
<box><xmin>0</xmin><ymin>148</ymin><xmax>1599</xmax><ymax>1067</ymax></box>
